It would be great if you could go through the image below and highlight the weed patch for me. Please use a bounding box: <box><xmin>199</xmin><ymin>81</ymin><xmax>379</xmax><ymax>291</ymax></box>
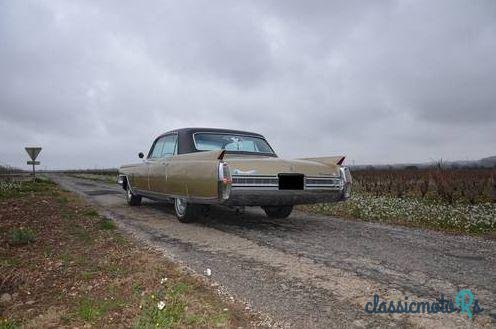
<box><xmin>0</xmin><ymin>318</ymin><xmax>20</xmax><ymax>329</ymax></box>
<box><xmin>9</xmin><ymin>228</ymin><xmax>35</xmax><ymax>245</ymax></box>
<box><xmin>98</xmin><ymin>218</ymin><xmax>116</xmax><ymax>230</ymax></box>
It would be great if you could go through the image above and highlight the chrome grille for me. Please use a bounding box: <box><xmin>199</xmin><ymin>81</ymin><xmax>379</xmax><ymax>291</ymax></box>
<box><xmin>231</xmin><ymin>175</ymin><xmax>343</xmax><ymax>190</ymax></box>
<box><xmin>231</xmin><ymin>175</ymin><xmax>278</xmax><ymax>188</ymax></box>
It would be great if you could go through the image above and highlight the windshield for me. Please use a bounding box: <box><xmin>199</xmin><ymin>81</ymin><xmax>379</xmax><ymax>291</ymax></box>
<box><xmin>194</xmin><ymin>133</ymin><xmax>275</xmax><ymax>154</ymax></box>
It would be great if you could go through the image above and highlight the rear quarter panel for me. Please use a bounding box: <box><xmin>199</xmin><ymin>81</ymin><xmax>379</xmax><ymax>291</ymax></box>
<box><xmin>166</xmin><ymin>151</ymin><xmax>223</xmax><ymax>200</ymax></box>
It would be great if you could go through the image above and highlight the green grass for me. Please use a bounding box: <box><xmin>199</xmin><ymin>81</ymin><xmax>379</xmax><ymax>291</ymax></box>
<box><xmin>134</xmin><ymin>282</ymin><xmax>230</xmax><ymax>329</ymax></box>
<box><xmin>0</xmin><ymin>319</ymin><xmax>20</xmax><ymax>329</ymax></box>
<box><xmin>76</xmin><ymin>297</ymin><xmax>126</xmax><ymax>322</ymax></box>
<box><xmin>80</xmin><ymin>271</ymin><xmax>96</xmax><ymax>281</ymax></box>
<box><xmin>132</xmin><ymin>282</ymin><xmax>143</xmax><ymax>296</ymax></box>
<box><xmin>70</xmin><ymin>173</ymin><xmax>117</xmax><ymax>184</ymax></box>
<box><xmin>83</xmin><ymin>209</ymin><xmax>100</xmax><ymax>218</ymax></box>
<box><xmin>134</xmin><ymin>283</ymin><xmax>190</xmax><ymax>329</ymax></box>
<box><xmin>60</xmin><ymin>251</ymin><xmax>73</xmax><ymax>267</ymax></box>
<box><xmin>105</xmin><ymin>263</ymin><xmax>126</xmax><ymax>278</ymax></box>
<box><xmin>0</xmin><ymin>256</ymin><xmax>20</xmax><ymax>267</ymax></box>
<box><xmin>0</xmin><ymin>179</ymin><xmax>54</xmax><ymax>200</ymax></box>
<box><xmin>98</xmin><ymin>218</ymin><xmax>116</xmax><ymax>230</ymax></box>
<box><xmin>9</xmin><ymin>228</ymin><xmax>36</xmax><ymax>245</ymax></box>
<box><xmin>42</xmin><ymin>246</ymin><xmax>54</xmax><ymax>258</ymax></box>
<box><xmin>69</xmin><ymin>225</ymin><xmax>92</xmax><ymax>242</ymax></box>
<box><xmin>56</xmin><ymin>195</ymin><xmax>69</xmax><ymax>206</ymax></box>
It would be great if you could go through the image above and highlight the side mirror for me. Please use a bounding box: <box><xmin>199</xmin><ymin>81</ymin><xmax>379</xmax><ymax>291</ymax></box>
<box><xmin>138</xmin><ymin>152</ymin><xmax>144</xmax><ymax>159</ymax></box>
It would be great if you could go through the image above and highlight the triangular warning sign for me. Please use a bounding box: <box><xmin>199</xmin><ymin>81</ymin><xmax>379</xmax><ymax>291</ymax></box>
<box><xmin>25</xmin><ymin>147</ymin><xmax>42</xmax><ymax>161</ymax></box>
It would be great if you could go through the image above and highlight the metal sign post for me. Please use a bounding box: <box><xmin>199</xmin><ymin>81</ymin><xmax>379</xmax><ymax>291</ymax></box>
<box><xmin>25</xmin><ymin>147</ymin><xmax>42</xmax><ymax>180</ymax></box>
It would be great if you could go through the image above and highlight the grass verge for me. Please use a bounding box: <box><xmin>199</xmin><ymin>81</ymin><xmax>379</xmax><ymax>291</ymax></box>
<box><xmin>68</xmin><ymin>173</ymin><xmax>117</xmax><ymax>184</ymax></box>
<box><xmin>301</xmin><ymin>192</ymin><xmax>496</xmax><ymax>237</ymax></box>
<box><xmin>0</xmin><ymin>178</ymin><xmax>257</xmax><ymax>328</ymax></box>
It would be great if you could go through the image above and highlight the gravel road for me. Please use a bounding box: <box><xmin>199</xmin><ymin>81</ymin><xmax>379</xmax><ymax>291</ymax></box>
<box><xmin>51</xmin><ymin>175</ymin><xmax>495</xmax><ymax>328</ymax></box>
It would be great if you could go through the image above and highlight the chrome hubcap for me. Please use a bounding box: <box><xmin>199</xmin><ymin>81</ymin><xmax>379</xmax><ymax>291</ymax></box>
<box><xmin>175</xmin><ymin>198</ymin><xmax>187</xmax><ymax>216</ymax></box>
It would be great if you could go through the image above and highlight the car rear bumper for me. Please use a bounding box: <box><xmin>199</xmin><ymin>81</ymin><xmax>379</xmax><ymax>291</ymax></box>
<box><xmin>224</xmin><ymin>167</ymin><xmax>351</xmax><ymax>206</ymax></box>
<box><xmin>224</xmin><ymin>188</ymin><xmax>347</xmax><ymax>206</ymax></box>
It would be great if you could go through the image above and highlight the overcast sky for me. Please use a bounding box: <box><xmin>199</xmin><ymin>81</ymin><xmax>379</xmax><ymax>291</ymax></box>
<box><xmin>1</xmin><ymin>0</ymin><xmax>495</xmax><ymax>169</ymax></box>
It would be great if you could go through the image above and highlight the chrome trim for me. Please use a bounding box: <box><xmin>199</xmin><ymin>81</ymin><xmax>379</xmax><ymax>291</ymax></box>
<box><xmin>133</xmin><ymin>188</ymin><xmax>220</xmax><ymax>204</ymax></box>
<box><xmin>304</xmin><ymin>176</ymin><xmax>342</xmax><ymax>190</ymax></box>
<box><xmin>230</xmin><ymin>174</ymin><xmax>345</xmax><ymax>191</ymax></box>
<box><xmin>231</xmin><ymin>175</ymin><xmax>279</xmax><ymax>189</ymax></box>
<box><xmin>225</xmin><ymin>189</ymin><xmax>343</xmax><ymax>206</ymax></box>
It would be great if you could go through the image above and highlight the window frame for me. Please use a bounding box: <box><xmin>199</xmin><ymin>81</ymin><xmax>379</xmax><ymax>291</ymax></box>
<box><xmin>192</xmin><ymin>132</ymin><xmax>276</xmax><ymax>155</ymax></box>
<box><xmin>147</xmin><ymin>133</ymin><xmax>178</xmax><ymax>159</ymax></box>
<box><xmin>160</xmin><ymin>134</ymin><xmax>178</xmax><ymax>158</ymax></box>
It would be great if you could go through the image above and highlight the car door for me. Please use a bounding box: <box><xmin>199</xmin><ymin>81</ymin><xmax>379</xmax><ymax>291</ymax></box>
<box><xmin>141</xmin><ymin>136</ymin><xmax>166</xmax><ymax>191</ymax></box>
<box><xmin>148</xmin><ymin>134</ymin><xmax>177</xmax><ymax>194</ymax></box>
<box><xmin>131</xmin><ymin>138</ymin><xmax>162</xmax><ymax>191</ymax></box>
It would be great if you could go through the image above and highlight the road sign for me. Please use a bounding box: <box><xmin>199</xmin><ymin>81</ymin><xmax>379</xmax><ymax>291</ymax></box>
<box><xmin>25</xmin><ymin>147</ymin><xmax>42</xmax><ymax>180</ymax></box>
<box><xmin>25</xmin><ymin>147</ymin><xmax>42</xmax><ymax>161</ymax></box>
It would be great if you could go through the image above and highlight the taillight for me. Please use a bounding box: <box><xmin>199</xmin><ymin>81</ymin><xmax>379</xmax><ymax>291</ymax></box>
<box><xmin>339</xmin><ymin>166</ymin><xmax>352</xmax><ymax>200</ymax></box>
<box><xmin>218</xmin><ymin>162</ymin><xmax>232</xmax><ymax>200</ymax></box>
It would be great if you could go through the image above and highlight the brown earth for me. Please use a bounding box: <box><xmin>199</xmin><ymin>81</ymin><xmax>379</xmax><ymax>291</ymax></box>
<box><xmin>0</xmin><ymin>180</ymin><xmax>259</xmax><ymax>328</ymax></box>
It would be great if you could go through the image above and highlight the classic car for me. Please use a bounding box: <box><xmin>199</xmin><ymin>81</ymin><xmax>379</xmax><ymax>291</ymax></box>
<box><xmin>118</xmin><ymin>128</ymin><xmax>351</xmax><ymax>222</ymax></box>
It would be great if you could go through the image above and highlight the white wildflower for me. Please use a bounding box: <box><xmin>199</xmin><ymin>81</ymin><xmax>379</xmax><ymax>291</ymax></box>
<box><xmin>157</xmin><ymin>301</ymin><xmax>166</xmax><ymax>310</ymax></box>
<box><xmin>205</xmin><ymin>268</ymin><xmax>212</xmax><ymax>276</ymax></box>
<box><xmin>160</xmin><ymin>277</ymin><xmax>168</xmax><ymax>284</ymax></box>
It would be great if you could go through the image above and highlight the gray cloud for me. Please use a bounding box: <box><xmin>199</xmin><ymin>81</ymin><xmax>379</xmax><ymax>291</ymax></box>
<box><xmin>1</xmin><ymin>0</ymin><xmax>495</xmax><ymax>169</ymax></box>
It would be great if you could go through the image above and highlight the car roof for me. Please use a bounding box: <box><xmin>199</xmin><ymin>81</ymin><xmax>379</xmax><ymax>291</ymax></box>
<box><xmin>163</xmin><ymin>127</ymin><xmax>265</xmax><ymax>138</ymax></box>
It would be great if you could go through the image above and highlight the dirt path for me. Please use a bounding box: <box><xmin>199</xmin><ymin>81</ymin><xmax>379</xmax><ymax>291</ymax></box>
<box><xmin>52</xmin><ymin>174</ymin><xmax>496</xmax><ymax>328</ymax></box>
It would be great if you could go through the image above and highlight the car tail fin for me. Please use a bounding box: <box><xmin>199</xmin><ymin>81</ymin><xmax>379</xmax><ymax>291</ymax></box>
<box><xmin>218</xmin><ymin>150</ymin><xmax>226</xmax><ymax>160</ymax></box>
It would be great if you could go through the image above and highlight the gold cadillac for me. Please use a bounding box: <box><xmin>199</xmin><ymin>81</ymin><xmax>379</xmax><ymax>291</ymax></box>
<box><xmin>118</xmin><ymin>128</ymin><xmax>352</xmax><ymax>222</ymax></box>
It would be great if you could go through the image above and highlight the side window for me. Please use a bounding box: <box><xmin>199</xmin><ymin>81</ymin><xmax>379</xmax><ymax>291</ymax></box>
<box><xmin>161</xmin><ymin>134</ymin><xmax>178</xmax><ymax>157</ymax></box>
<box><xmin>150</xmin><ymin>137</ymin><xmax>166</xmax><ymax>158</ymax></box>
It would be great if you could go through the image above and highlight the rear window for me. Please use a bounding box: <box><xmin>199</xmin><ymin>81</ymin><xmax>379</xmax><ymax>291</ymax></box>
<box><xmin>193</xmin><ymin>133</ymin><xmax>274</xmax><ymax>154</ymax></box>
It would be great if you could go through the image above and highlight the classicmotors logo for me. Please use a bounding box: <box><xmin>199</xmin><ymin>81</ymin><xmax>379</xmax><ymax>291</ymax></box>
<box><xmin>365</xmin><ymin>290</ymin><xmax>483</xmax><ymax>319</ymax></box>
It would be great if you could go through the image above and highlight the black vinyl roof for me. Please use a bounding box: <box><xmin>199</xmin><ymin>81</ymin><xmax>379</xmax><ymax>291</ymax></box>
<box><xmin>169</xmin><ymin>127</ymin><xmax>264</xmax><ymax>138</ymax></box>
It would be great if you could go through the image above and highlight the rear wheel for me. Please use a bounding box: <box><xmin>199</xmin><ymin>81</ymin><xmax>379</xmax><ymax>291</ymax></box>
<box><xmin>126</xmin><ymin>185</ymin><xmax>142</xmax><ymax>206</ymax></box>
<box><xmin>174</xmin><ymin>198</ymin><xmax>208</xmax><ymax>223</ymax></box>
<box><xmin>262</xmin><ymin>205</ymin><xmax>293</xmax><ymax>219</ymax></box>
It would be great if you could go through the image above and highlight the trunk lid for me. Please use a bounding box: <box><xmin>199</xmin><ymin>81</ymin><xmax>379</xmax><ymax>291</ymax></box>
<box><xmin>223</xmin><ymin>154</ymin><xmax>340</xmax><ymax>176</ymax></box>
